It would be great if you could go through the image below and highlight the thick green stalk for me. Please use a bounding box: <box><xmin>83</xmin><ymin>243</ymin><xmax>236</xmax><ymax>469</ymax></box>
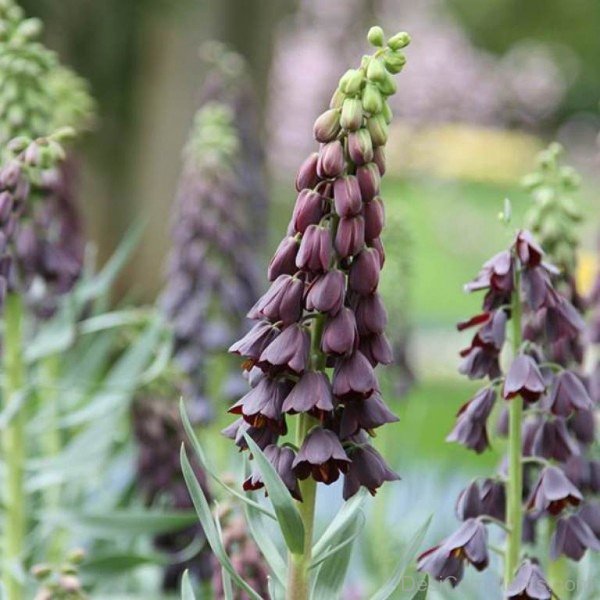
<box><xmin>2</xmin><ymin>294</ymin><xmax>26</xmax><ymax>600</ymax></box>
<box><xmin>286</xmin><ymin>315</ymin><xmax>325</xmax><ymax>600</ymax></box>
<box><xmin>505</xmin><ymin>268</ymin><xmax>523</xmax><ymax>589</ymax></box>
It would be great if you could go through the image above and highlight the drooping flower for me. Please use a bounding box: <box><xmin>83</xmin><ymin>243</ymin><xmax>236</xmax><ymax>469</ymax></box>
<box><xmin>506</xmin><ymin>559</ymin><xmax>552</xmax><ymax>600</ymax></box>
<box><xmin>550</xmin><ymin>513</ymin><xmax>600</xmax><ymax>561</ymax></box>
<box><xmin>447</xmin><ymin>387</ymin><xmax>496</xmax><ymax>453</ymax></box>
<box><xmin>502</xmin><ymin>354</ymin><xmax>546</xmax><ymax>403</ymax></box>
<box><xmin>243</xmin><ymin>444</ymin><xmax>301</xmax><ymax>500</ymax></box>
<box><xmin>527</xmin><ymin>466</ymin><xmax>583</xmax><ymax>515</ymax></box>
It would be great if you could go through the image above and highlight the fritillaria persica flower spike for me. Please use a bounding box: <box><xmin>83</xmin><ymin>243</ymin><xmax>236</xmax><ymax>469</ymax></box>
<box><xmin>226</xmin><ymin>27</ymin><xmax>408</xmax><ymax>600</ymax></box>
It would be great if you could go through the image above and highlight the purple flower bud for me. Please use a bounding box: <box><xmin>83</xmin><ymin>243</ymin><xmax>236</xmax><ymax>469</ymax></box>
<box><xmin>258</xmin><ymin>323</ymin><xmax>310</xmax><ymax>375</ymax></box>
<box><xmin>351</xmin><ymin>292</ymin><xmax>387</xmax><ymax>335</ymax></box>
<box><xmin>356</xmin><ymin>163</ymin><xmax>380</xmax><ymax>201</ymax></box>
<box><xmin>363</xmin><ymin>197</ymin><xmax>384</xmax><ymax>241</ymax></box>
<box><xmin>531</xmin><ymin>418</ymin><xmax>579</xmax><ymax>462</ymax></box>
<box><xmin>229</xmin><ymin>321</ymin><xmax>280</xmax><ymax>362</ymax></box>
<box><xmin>340</xmin><ymin>98</ymin><xmax>363</xmax><ymax>131</ymax></box>
<box><xmin>456</xmin><ymin>481</ymin><xmax>483</xmax><ymax>520</ymax></box>
<box><xmin>359</xmin><ymin>332</ymin><xmax>393</xmax><ymax>366</ymax></box>
<box><xmin>564</xmin><ymin>456</ymin><xmax>600</xmax><ymax>494</ymax></box>
<box><xmin>347</xmin><ymin>129</ymin><xmax>373</xmax><ymax>165</ymax></box>
<box><xmin>459</xmin><ymin>343</ymin><xmax>501</xmax><ymax>380</ymax></box>
<box><xmin>305</xmin><ymin>269</ymin><xmax>345</xmax><ymax>315</ymax></box>
<box><xmin>313</xmin><ymin>108</ymin><xmax>341</xmax><ymax>143</ymax></box>
<box><xmin>550</xmin><ymin>513</ymin><xmax>600</xmax><ymax>561</ymax></box>
<box><xmin>343</xmin><ymin>440</ymin><xmax>399</xmax><ymax>499</ymax></box>
<box><xmin>479</xmin><ymin>478</ymin><xmax>506</xmax><ymax>522</ymax></box>
<box><xmin>373</xmin><ymin>146</ymin><xmax>386</xmax><ymax>175</ymax></box>
<box><xmin>545</xmin><ymin>370</ymin><xmax>593</xmax><ymax>417</ymax></box>
<box><xmin>507</xmin><ymin>559</ymin><xmax>552</xmax><ymax>600</ymax></box>
<box><xmin>514</xmin><ymin>230</ymin><xmax>543</xmax><ymax>267</ymax></box>
<box><xmin>229</xmin><ymin>377</ymin><xmax>292</xmax><ymax>433</ymax></box>
<box><xmin>222</xmin><ymin>417</ymin><xmax>278</xmax><ymax>451</ymax></box>
<box><xmin>417</xmin><ymin>519</ymin><xmax>489</xmax><ymax>587</ymax></box>
<box><xmin>317</xmin><ymin>141</ymin><xmax>344</xmax><ymax>178</ymax></box>
<box><xmin>268</xmin><ymin>236</ymin><xmax>300</xmax><ymax>281</ymax></box>
<box><xmin>503</xmin><ymin>354</ymin><xmax>546</xmax><ymax>402</ymax></box>
<box><xmin>349</xmin><ymin>247</ymin><xmax>380</xmax><ymax>295</ymax></box>
<box><xmin>337</xmin><ymin>391</ymin><xmax>398</xmax><ymax>439</ymax></box>
<box><xmin>332</xmin><ymin>351</ymin><xmax>378</xmax><ymax>401</ymax></box>
<box><xmin>0</xmin><ymin>191</ymin><xmax>13</xmax><ymax>223</ymax></box>
<box><xmin>321</xmin><ymin>307</ymin><xmax>358</xmax><ymax>356</ymax></box>
<box><xmin>292</xmin><ymin>427</ymin><xmax>350</xmax><ymax>484</ymax></box>
<box><xmin>244</xmin><ymin>444</ymin><xmax>301</xmax><ymax>500</ymax></box>
<box><xmin>544</xmin><ymin>298</ymin><xmax>585</xmax><ymax>342</ymax></box>
<box><xmin>295</xmin><ymin>153</ymin><xmax>320</xmax><ymax>192</ymax></box>
<box><xmin>291</xmin><ymin>189</ymin><xmax>324</xmax><ymax>234</ymax></box>
<box><xmin>366</xmin><ymin>114</ymin><xmax>388</xmax><ymax>146</ymax></box>
<box><xmin>335</xmin><ymin>216</ymin><xmax>364</xmax><ymax>258</ymax></box>
<box><xmin>296</xmin><ymin>224</ymin><xmax>332</xmax><ymax>273</ymax></box>
<box><xmin>570</xmin><ymin>407</ymin><xmax>596</xmax><ymax>445</ymax></box>
<box><xmin>447</xmin><ymin>388</ymin><xmax>496</xmax><ymax>453</ymax></box>
<box><xmin>369</xmin><ymin>237</ymin><xmax>385</xmax><ymax>267</ymax></box>
<box><xmin>527</xmin><ymin>465</ymin><xmax>582</xmax><ymax>515</ymax></box>
<box><xmin>333</xmin><ymin>175</ymin><xmax>362</xmax><ymax>217</ymax></box>
<box><xmin>248</xmin><ymin>274</ymin><xmax>304</xmax><ymax>325</ymax></box>
<box><xmin>282</xmin><ymin>371</ymin><xmax>334</xmax><ymax>416</ymax></box>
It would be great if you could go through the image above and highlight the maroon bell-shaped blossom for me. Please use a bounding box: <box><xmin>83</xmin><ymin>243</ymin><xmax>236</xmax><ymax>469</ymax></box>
<box><xmin>335</xmin><ymin>216</ymin><xmax>365</xmax><ymax>258</ymax></box>
<box><xmin>521</xmin><ymin>267</ymin><xmax>552</xmax><ymax>311</ymax></box>
<box><xmin>349</xmin><ymin>247</ymin><xmax>380</xmax><ymax>295</ymax></box>
<box><xmin>527</xmin><ymin>466</ymin><xmax>583</xmax><ymax>515</ymax></box>
<box><xmin>545</xmin><ymin>370</ymin><xmax>593</xmax><ymax>417</ymax></box>
<box><xmin>292</xmin><ymin>427</ymin><xmax>350</xmax><ymax>484</ymax></box>
<box><xmin>564</xmin><ymin>457</ymin><xmax>600</xmax><ymax>495</ymax></box>
<box><xmin>243</xmin><ymin>444</ymin><xmax>301</xmax><ymax>500</ymax></box>
<box><xmin>514</xmin><ymin>230</ymin><xmax>544</xmax><ymax>267</ymax></box>
<box><xmin>569</xmin><ymin>407</ymin><xmax>596</xmax><ymax>445</ymax></box>
<box><xmin>222</xmin><ymin>417</ymin><xmax>279</xmax><ymax>451</ymax></box>
<box><xmin>333</xmin><ymin>175</ymin><xmax>362</xmax><ymax>217</ymax></box>
<box><xmin>356</xmin><ymin>163</ymin><xmax>380</xmax><ymax>201</ymax></box>
<box><xmin>447</xmin><ymin>387</ymin><xmax>496</xmax><ymax>454</ymax></box>
<box><xmin>343</xmin><ymin>437</ymin><xmax>399</xmax><ymax>499</ymax></box>
<box><xmin>506</xmin><ymin>559</ymin><xmax>552</xmax><ymax>600</ymax></box>
<box><xmin>249</xmin><ymin>274</ymin><xmax>304</xmax><ymax>325</ymax></box>
<box><xmin>503</xmin><ymin>354</ymin><xmax>546</xmax><ymax>402</ymax></box>
<box><xmin>268</xmin><ymin>236</ymin><xmax>299</xmax><ymax>281</ymax></box>
<box><xmin>282</xmin><ymin>371</ymin><xmax>334</xmax><ymax>417</ymax></box>
<box><xmin>291</xmin><ymin>189</ymin><xmax>324</xmax><ymax>234</ymax></box>
<box><xmin>579</xmin><ymin>503</ymin><xmax>600</xmax><ymax>539</ymax></box>
<box><xmin>337</xmin><ymin>391</ymin><xmax>398</xmax><ymax>439</ymax></box>
<box><xmin>296</xmin><ymin>224</ymin><xmax>332</xmax><ymax>273</ymax></box>
<box><xmin>229</xmin><ymin>321</ymin><xmax>280</xmax><ymax>363</ymax></box>
<box><xmin>317</xmin><ymin>140</ymin><xmax>344</xmax><ymax>178</ymax></box>
<box><xmin>456</xmin><ymin>479</ymin><xmax>506</xmax><ymax>522</ymax></box>
<box><xmin>550</xmin><ymin>513</ymin><xmax>600</xmax><ymax>561</ymax></box>
<box><xmin>229</xmin><ymin>377</ymin><xmax>292</xmax><ymax>433</ymax></box>
<box><xmin>258</xmin><ymin>323</ymin><xmax>310</xmax><ymax>375</ymax></box>
<box><xmin>531</xmin><ymin>418</ymin><xmax>579</xmax><ymax>463</ymax></box>
<box><xmin>363</xmin><ymin>197</ymin><xmax>384</xmax><ymax>241</ymax></box>
<box><xmin>332</xmin><ymin>351</ymin><xmax>378</xmax><ymax>401</ymax></box>
<box><xmin>322</xmin><ymin>307</ymin><xmax>358</xmax><ymax>356</ymax></box>
<box><xmin>417</xmin><ymin>519</ymin><xmax>489</xmax><ymax>587</ymax></box>
<box><xmin>455</xmin><ymin>481</ymin><xmax>483</xmax><ymax>520</ymax></box>
<box><xmin>295</xmin><ymin>152</ymin><xmax>320</xmax><ymax>192</ymax></box>
<box><xmin>305</xmin><ymin>269</ymin><xmax>345</xmax><ymax>315</ymax></box>
<box><xmin>544</xmin><ymin>299</ymin><xmax>585</xmax><ymax>343</ymax></box>
<box><xmin>465</xmin><ymin>250</ymin><xmax>513</xmax><ymax>295</ymax></box>
<box><xmin>359</xmin><ymin>332</ymin><xmax>393</xmax><ymax>366</ymax></box>
<box><xmin>459</xmin><ymin>342</ymin><xmax>501</xmax><ymax>380</ymax></box>
<box><xmin>352</xmin><ymin>292</ymin><xmax>387</xmax><ymax>335</ymax></box>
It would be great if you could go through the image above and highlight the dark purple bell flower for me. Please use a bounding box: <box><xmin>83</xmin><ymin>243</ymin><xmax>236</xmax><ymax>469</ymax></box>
<box><xmin>531</xmin><ymin>418</ymin><xmax>578</xmax><ymax>462</ymax></box>
<box><xmin>296</xmin><ymin>224</ymin><xmax>332</xmax><ymax>273</ymax></box>
<box><xmin>564</xmin><ymin>456</ymin><xmax>600</xmax><ymax>494</ymax></box>
<box><xmin>248</xmin><ymin>274</ymin><xmax>304</xmax><ymax>325</ymax></box>
<box><xmin>514</xmin><ymin>230</ymin><xmax>544</xmax><ymax>267</ymax></box>
<box><xmin>258</xmin><ymin>323</ymin><xmax>310</xmax><ymax>375</ymax></box>
<box><xmin>363</xmin><ymin>197</ymin><xmax>384</xmax><ymax>241</ymax></box>
<box><xmin>359</xmin><ymin>332</ymin><xmax>393</xmax><ymax>366</ymax></box>
<box><xmin>465</xmin><ymin>250</ymin><xmax>513</xmax><ymax>295</ymax></box>
<box><xmin>243</xmin><ymin>444</ymin><xmax>301</xmax><ymax>500</ymax></box>
<box><xmin>569</xmin><ymin>408</ymin><xmax>596</xmax><ymax>445</ymax></box>
<box><xmin>521</xmin><ymin>267</ymin><xmax>552</xmax><ymax>311</ymax></box>
<box><xmin>544</xmin><ymin>299</ymin><xmax>585</xmax><ymax>343</ymax></box>
<box><xmin>503</xmin><ymin>354</ymin><xmax>545</xmax><ymax>403</ymax></box>
<box><xmin>579</xmin><ymin>503</ymin><xmax>600</xmax><ymax>539</ymax></box>
<box><xmin>347</xmin><ymin>129</ymin><xmax>373</xmax><ymax>165</ymax></box>
<box><xmin>356</xmin><ymin>163</ymin><xmax>380</xmax><ymax>201</ymax></box>
<box><xmin>222</xmin><ymin>417</ymin><xmax>279</xmax><ymax>451</ymax></box>
<box><xmin>332</xmin><ymin>351</ymin><xmax>378</xmax><ymax>401</ymax></box>
<box><xmin>550</xmin><ymin>513</ymin><xmax>600</xmax><ymax>561</ymax></box>
<box><xmin>282</xmin><ymin>371</ymin><xmax>334</xmax><ymax>417</ymax></box>
<box><xmin>337</xmin><ymin>391</ymin><xmax>398</xmax><ymax>439</ymax></box>
<box><xmin>333</xmin><ymin>175</ymin><xmax>362</xmax><ymax>217</ymax></box>
<box><xmin>545</xmin><ymin>370</ymin><xmax>593</xmax><ymax>417</ymax></box>
<box><xmin>292</xmin><ymin>427</ymin><xmax>350</xmax><ymax>484</ymax></box>
<box><xmin>317</xmin><ymin>140</ymin><xmax>344</xmax><ymax>178</ymax></box>
<box><xmin>459</xmin><ymin>343</ymin><xmax>501</xmax><ymax>380</ymax></box>
<box><xmin>480</xmin><ymin>478</ymin><xmax>506</xmax><ymax>521</ymax></box>
<box><xmin>291</xmin><ymin>189</ymin><xmax>324</xmax><ymax>234</ymax></box>
<box><xmin>229</xmin><ymin>377</ymin><xmax>291</xmax><ymax>433</ymax></box>
<box><xmin>322</xmin><ymin>307</ymin><xmax>358</xmax><ymax>356</ymax></box>
<box><xmin>351</xmin><ymin>292</ymin><xmax>387</xmax><ymax>335</ymax></box>
<box><xmin>342</xmin><ymin>439</ymin><xmax>399</xmax><ymax>499</ymax></box>
<box><xmin>268</xmin><ymin>236</ymin><xmax>300</xmax><ymax>281</ymax></box>
<box><xmin>417</xmin><ymin>519</ymin><xmax>489</xmax><ymax>587</ymax></box>
<box><xmin>335</xmin><ymin>215</ymin><xmax>365</xmax><ymax>258</ymax></box>
<box><xmin>305</xmin><ymin>269</ymin><xmax>345</xmax><ymax>315</ymax></box>
<box><xmin>229</xmin><ymin>321</ymin><xmax>280</xmax><ymax>362</ymax></box>
<box><xmin>506</xmin><ymin>559</ymin><xmax>552</xmax><ymax>600</ymax></box>
<box><xmin>295</xmin><ymin>152</ymin><xmax>320</xmax><ymax>192</ymax></box>
<box><xmin>527</xmin><ymin>466</ymin><xmax>583</xmax><ymax>515</ymax></box>
<box><xmin>348</xmin><ymin>247</ymin><xmax>380</xmax><ymax>295</ymax></box>
<box><xmin>447</xmin><ymin>387</ymin><xmax>496</xmax><ymax>454</ymax></box>
<box><xmin>456</xmin><ymin>481</ymin><xmax>483</xmax><ymax>520</ymax></box>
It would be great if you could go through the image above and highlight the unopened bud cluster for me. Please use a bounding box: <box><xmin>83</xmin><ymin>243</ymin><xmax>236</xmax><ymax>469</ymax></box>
<box><xmin>226</xmin><ymin>30</ymin><xmax>410</xmax><ymax>499</ymax></box>
<box><xmin>31</xmin><ymin>548</ymin><xmax>87</xmax><ymax>600</ymax></box>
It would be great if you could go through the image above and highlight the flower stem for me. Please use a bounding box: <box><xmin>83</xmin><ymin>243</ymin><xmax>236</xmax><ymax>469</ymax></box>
<box><xmin>547</xmin><ymin>520</ymin><xmax>569</xmax><ymax>597</ymax></box>
<box><xmin>505</xmin><ymin>267</ymin><xmax>523</xmax><ymax>589</ymax></box>
<box><xmin>2</xmin><ymin>294</ymin><xmax>26</xmax><ymax>600</ymax></box>
<box><xmin>286</xmin><ymin>314</ymin><xmax>325</xmax><ymax>600</ymax></box>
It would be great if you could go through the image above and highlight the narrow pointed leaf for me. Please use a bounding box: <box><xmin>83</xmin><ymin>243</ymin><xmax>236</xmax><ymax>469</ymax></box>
<box><xmin>181</xmin><ymin>570</ymin><xmax>196</xmax><ymax>600</ymax></box>
<box><xmin>309</xmin><ymin>512</ymin><xmax>365</xmax><ymax>570</ymax></box>
<box><xmin>410</xmin><ymin>574</ymin><xmax>428</xmax><ymax>600</ymax></box>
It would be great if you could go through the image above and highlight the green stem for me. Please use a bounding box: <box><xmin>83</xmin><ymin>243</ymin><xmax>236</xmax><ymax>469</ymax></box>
<box><xmin>547</xmin><ymin>520</ymin><xmax>569</xmax><ymax>597</ymax></box>
<box><xmin>505</xmin><ymin>268</ymin><xmax>523</xmax><ymax>589</ymax></box>
<box><xmin>2</xmin><ymin>294</ymin><xmax>26</xmax><ymax>600</ymax></box>
<box><xmin>286</xmin><ymin>315</ymin><xmax>325</xmax><ymax>600</ymax></box>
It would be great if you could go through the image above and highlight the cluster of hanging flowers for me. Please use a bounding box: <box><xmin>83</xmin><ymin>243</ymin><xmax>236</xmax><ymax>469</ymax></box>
<box><xmin>226</xmin><ymin>27</ymin><xmax>410</xmax><ymax>500</ymax></box>
<box><xmin>418</xmin><ymin>228</ymin><xmax>600</xmax><ymax>596</ymax></box>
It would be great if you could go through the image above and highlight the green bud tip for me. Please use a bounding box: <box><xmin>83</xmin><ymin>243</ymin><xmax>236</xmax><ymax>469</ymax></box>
<box><xmin>367</xmin><ymin>26</ymin><xmax>385</xmax><ymax>47</ymax></box>
<box><xmin>388</xmin><ymin>31</ymin><xmax>411</xmax><ymax>50</ymax></box>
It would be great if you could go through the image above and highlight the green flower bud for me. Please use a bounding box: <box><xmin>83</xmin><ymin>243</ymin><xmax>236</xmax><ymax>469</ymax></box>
<box><xmin>313</xmin><ymin>108</ymin><xmax>341</xmax><ymax>143</ymax></box>
<box><xmin>329</xmin><ymin>87</ymin><xmax>346</xmax><ymax>109</ymax></box>
<box><xmin>347</xmin><ymin>128</ymin><xmax>374</xmax><ymax>165</ymax></box>
<box><xmin>366</xmin><ymin>58</ymin><xmax>386</xmax><ymax>83</ymax></box>
<box><xmin>367</xmin><ymin>26</ymin><xmax>385</xmax><ymax>47</ymax></box>
<box><xmin>382</xmin><ymin>101</ymin><xmax>393</xmax><ymax>125</ymax></box>
<box><xmin>341</xmin><ymin>69</ymin><xmax>365</xmax><ymax>96</ymax></box>
<box><xmin>383</xmin><ymin>51</ymin><xmax>406</xmax><ymax>74</ymax></box>
<box><xmin>340</xmin><ymin>97</ymin><xmax>363</xmax><ymax>131</ymax></box>
<box><xmin>367</xmin><ymin>113</ymin><xmax>388</xmax><ymax>146</ymax></box>
<box><xmin>377</xmin><ymin>71</ymin><xmax>397</xmax><ymax>96</ymax></box>
<box><xmin>362</xmin><ymin>82</ymin><xmax>383</xmax><ymax>115</ymax></box>
<box><xmin>387</xmin><ymin>31</ymin><xmax>411</xmax><ymax>50</ymax></box>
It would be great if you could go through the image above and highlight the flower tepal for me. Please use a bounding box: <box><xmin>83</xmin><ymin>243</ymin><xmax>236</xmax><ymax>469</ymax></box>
<box><xmin>227</xmin><ymin>28</ymin><xmax>409</xmax><ymax>500</ymax></box>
